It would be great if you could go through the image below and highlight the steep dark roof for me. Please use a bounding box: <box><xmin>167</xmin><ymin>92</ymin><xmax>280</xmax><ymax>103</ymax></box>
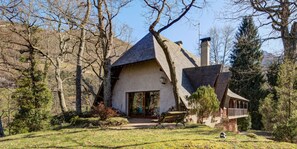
<box><xmin>112</xmin><ymin>34</ymin><xmax>155</xmax><ymax>66</ymax></box>
<box><xmin>183</xmin><ymin>65</ymin><xmax>222</xmax><ymax>88</ymax></box>
<box><xmin>183</xmin><ymin>65</ymin><xmax>231</xmax><ymax>106</ymax></box>
<box><xmin>215</xmin><ymin>72</ymin><xmax>231</xmax><ymax>102</ymax></box>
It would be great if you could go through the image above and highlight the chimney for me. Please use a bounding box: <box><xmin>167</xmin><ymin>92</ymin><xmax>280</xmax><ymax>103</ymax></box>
<box><xmin>175</xmin><ymin>41</ymin><xmax>183</xmax><ymax>48</ymax></box>
<box><xmin>200</xmin><ymin>37</ymin><xmax>211</xmax><ymax>66</ymax></box>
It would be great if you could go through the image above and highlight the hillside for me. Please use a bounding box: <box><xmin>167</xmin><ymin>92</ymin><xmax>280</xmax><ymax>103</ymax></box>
<box><xmin>0</xmin><ymin>21</ymin><xmax>130</xmax><ymax>113</ymax></box>
<box><xmin>0</xmin><ymin>125</ymin><xmax>295</xmax><ymax>148</ymax></box>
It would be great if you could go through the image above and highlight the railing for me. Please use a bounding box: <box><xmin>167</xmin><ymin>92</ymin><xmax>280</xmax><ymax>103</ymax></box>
<box><xmin>227</xmin><ymin>108</ymin><xmax>248</xmax><ymax>117</ymax></box>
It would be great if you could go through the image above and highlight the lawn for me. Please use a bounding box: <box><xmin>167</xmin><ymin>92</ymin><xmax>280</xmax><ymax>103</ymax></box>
<box><xmin>0</xmin><ymin>125</ymin><xmax>296</xmax><ymax>149</ymax></box>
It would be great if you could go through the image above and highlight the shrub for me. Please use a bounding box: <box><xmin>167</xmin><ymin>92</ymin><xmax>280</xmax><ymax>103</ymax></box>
<box><xmin>273</xmin><ymin>112</ymin><xmax>297</xmax><ymax>143</ymax></box>
<box><xmin>70</xmin><ymin>117</ymin><xmax>100</xmax><ymax>127</ymax></box>
<box><xmin>51</xmin><ymin>111</ymin><xmax>78</xmax><ymax>125</ymax></box>
<box><xmin>69</xmin><ymin>116</ymin><xmax>128</xmax><ymax>127</ymax></box>
<box><xmin>237</xmin><ymin>115</ymin><xmax>251</xmax><ymax>131</ymax></box>
<box><xmin>51</xmin><ymin>111</ymin><xmax>96</xmax><ymax>125</ymax></box>
<box><xmin>102</xmin><ymin>117</ymin><xmax>129</xmax><ymax>126</ymax></box>
<box><xmin>91</xmin><ymin>102</ymin><xmax>119</xmax><ymax>120</ymax></box>
<box><xmin>186</xmin><ymin>85</ymin><xmax>219</xmax><ymax>123</ymax></box>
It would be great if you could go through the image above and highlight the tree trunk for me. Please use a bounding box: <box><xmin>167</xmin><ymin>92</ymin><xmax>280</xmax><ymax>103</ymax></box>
<box><xmin>280</xmin><ymin>2</ymin><xmax>296</xmax><ymax>61</ymax></box>
<box><xmin>150</xmin><ymin>31</ymin><xmax>180</xmax><ymax>110</ymax></box>
<box><xmin>76</xmin><ymin>28</ymin><xmax>86</xmax><ymax>114</ymax></box>
<box><xmin>75</xmin><ymin>0</ymin><xmax>91</xmax><ymax>114</ymax></box>
<box><xmin>103</xmin><ymin>58</ymin><xmax>112</xmax><ymax>107</ymax></box>
<box><xmin>55</xmin><ymin>57</ymin><xmax>68</xmax><ymax>113</ymax></box>
<box><xmin>97</xmin><ymin>0</ymin><xmax>113</xmax><ymax>107</ymax></box>
<box><xmin>0</xmin><ymin>114</ymin><xmax>4</xmax><ymax>137</ymax></box>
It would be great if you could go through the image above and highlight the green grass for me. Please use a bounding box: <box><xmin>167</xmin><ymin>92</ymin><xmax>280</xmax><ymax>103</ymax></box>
<box><xmin>0</xmin><ymin>125</ymin><xmax>296</xmax><ymax>149</ymax></box>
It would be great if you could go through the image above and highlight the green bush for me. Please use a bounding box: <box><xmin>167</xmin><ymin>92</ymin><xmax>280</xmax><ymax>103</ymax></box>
<box><xmin>69</xmin><ymin>117</ymin><xmax>128</xmax><ymax>128</ymax></box>
<box><xmin>51</xmin><ymin>111</ymin><xmax>78</xmax><ymax>125</ymax></box>
<box><xmin>186</xmin><ymin>85</ymin><xmax>219</xmax><ymax>123</ymax></box>
<box><xmin>237</xmin><ymin>116</ymin><xmax>251</xmax><ymax>131</ymax></box>
<box><xmin>273</xmin><ymin>112</ymin><xmax>297</xmax><ymax>143</ymax></box>
<box><xmin>70</xmin><ymin>117</ymin><xmax>100</xmax><ymax>127</ymax></box>
<box><xmin>51</xmin><ymin>111</ymin><xmax>95</xmax><ymax>125</ymax></box>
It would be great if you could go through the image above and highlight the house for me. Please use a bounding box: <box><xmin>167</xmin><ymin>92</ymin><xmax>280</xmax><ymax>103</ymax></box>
<box><xmin>96</xmin><ymin>33</ymin><xmax>249</xmax><ymax>131</ymax></box>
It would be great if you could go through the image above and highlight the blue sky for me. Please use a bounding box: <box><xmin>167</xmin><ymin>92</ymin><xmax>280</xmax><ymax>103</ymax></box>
<box><xmin>116</xmin><ymin>0</ymin><xmax>283</xmax><ymax>56</ymax></box>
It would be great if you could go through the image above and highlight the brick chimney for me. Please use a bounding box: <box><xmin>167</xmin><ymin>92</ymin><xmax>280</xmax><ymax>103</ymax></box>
<box><xmin>200</xmin><ymin>37</ymin><xmax>211</xmax><ymax>66</ymax></box>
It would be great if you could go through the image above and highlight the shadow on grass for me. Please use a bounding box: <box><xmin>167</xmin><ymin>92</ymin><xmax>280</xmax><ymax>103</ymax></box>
<box><xmin>0</xmin><ymin>129</ymin><xmax>88</xmax><ymax>142</ymax></box>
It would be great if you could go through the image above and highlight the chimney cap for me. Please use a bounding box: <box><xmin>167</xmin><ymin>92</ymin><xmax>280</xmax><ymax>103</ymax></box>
<box><xmin>200</xmin><ymin>37</ymin><xmax>211</xmax><ymax>42</ymax></box>
<box><xmin>174</xmin><ymin>41</ymin><xmax>183</xmax><ymax>45</ymax></box>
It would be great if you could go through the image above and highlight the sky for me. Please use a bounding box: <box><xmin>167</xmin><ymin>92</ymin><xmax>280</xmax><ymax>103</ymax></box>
<box><xmin>116</xmin><ymin>0</ymin><xmax>283</xmax><ymax>56</ymax></box>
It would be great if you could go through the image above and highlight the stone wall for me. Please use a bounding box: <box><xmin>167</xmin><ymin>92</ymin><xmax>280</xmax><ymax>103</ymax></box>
<box><xmin>218</xmin><ymin>118</ymin><xmax>238</xmax><ymax>132</ymax></box>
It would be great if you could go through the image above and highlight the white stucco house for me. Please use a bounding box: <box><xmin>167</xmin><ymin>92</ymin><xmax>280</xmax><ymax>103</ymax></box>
<box><xmin>94</xmin><ymin>33</ymin><xmax>249</xmax><ymax>131</ymax></box>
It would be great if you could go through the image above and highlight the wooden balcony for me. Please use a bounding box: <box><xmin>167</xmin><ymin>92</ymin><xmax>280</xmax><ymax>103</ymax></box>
<box><xmin>227</xmin><ymin>108</ymin><xmax>248</xmax><ymax>119</ymax></box>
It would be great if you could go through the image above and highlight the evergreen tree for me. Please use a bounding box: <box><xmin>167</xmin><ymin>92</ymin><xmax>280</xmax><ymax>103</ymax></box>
<box><xmin>187</xmin><ymin>85</ymin><xmax>219</xmax><ymax>124</ymax></box>
<box><xmin>10</xmin><ymin>51</ymin><xmax>52</xmax><ymax>134</ymax></box>
<box><xmin>260</xmin><ymin>60</ymin><xmax>297</xmax><ymax>142</ymax></box>
<box><xmin>229</xmin><ymin>16</ymin><xmax>266</xmax><ymax>130</ymax></box>
<box><xmin>275</xmin><ymin>60</ymin><xmax>297</xmax><ymax>120</ymax></box>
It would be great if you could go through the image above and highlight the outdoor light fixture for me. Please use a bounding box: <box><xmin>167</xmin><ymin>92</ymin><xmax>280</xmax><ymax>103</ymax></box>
<box><xmin>160</xmin><ymin>76</ymin><xmax>167</xmax><ymax>84</ymax></box>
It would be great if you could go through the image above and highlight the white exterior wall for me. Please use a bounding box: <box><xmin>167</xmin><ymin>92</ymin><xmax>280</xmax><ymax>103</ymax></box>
<box><xmin>112</xmin><ymin>60</ymin><xmax>175</xmax><ymax>115</ymax></box>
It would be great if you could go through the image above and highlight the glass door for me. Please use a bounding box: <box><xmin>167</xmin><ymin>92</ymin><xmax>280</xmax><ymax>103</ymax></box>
<box><xmin>128</xmin><ymin>91</ymin><xmax>159</xmax><ymax>117</ymax></box>
<box><xmin>128</xmin><ymin>92</ymin><xmax>145</xmax><ymax>117</ymax></box>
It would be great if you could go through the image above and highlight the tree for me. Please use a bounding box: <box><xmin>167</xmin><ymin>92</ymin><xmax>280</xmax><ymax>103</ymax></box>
<box><xmin>144</xmin><ymin>0</ymin><xmax>199</xmax><ymax>110</ymax></box>
<box><xmin>92</xmin><ymin>0</ymin><xmax>131</xmax><ymax>107</ymax></box>
<box><xmin>209</xmin><ymin>25</ymin><xmax>234</xmax><ymax>65</ymax></box>
<box><xmin>229</xmin><ymin>16</ymin><xmax>266</xmax><ymax>130</ymax></box>
<box><xmin>10</xmin><ymin>66</ymin><xmax>53</xmax><ymax>134</ymax></box>
<box><xmin>187</xmin><ymin>85</ymin><xmax>219</xmax><ymax>123</ymax></box>
<box><xmin>0</xmin><ymin>0</ymin><xmax>53</xmax><ymax>134</ymax></box>
<box><xmin>75</xmin><ymin>0</ymin><xmax>91</xmax><ymax>114</ymax></box>
<box><xmin>34</xmin><ymin>0</ymin><xmax>77</xmax><ymax>114</ymax></box>
<box><xmin>275</xmin><ymin>60</ymin><xmax>297</xmax><ymax>120</ymax></box>
<box><xmin>209</xmin><ymin>27</ymin><xmax>220</xmax><ymax>64</ymax></box>
<box><xmin>231</xmin><ymin>0</ymin><xmax>297</xmax><ymax>61</ymax></box>
<box><xmin>259</xmin><ymin>94</ymin><xmax>277</xmax><ymax>131</ymax></box>
<box><xmin>260</xmin><ymin>60</ymin><xmax>297</xmax><ymax>142</ymax></box>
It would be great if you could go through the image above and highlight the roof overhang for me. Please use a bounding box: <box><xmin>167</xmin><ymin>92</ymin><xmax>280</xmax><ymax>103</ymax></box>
<box><xmin>227</xmin><ymin>89</ymin><xmax>249</xmax><ymax>102</ymax></box>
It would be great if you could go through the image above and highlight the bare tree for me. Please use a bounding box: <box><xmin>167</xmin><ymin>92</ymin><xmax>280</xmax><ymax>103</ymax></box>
<box><xmin>34</xmin><ymin>0</ymin><xmax>78</xmax><ymax>114</ymax></box>
<box><xmin>143</xmin><ymin>0</ymin><xmax>200</xmax><ymax>110</ymax></box>
<box><xmin>221</xmin><ymin>25</ymin><xmax>234</xmax><ymax>65</ymax></box>
<box><xmin>209</xmin><ymin>25</ymin><xmax>234</xmax><ymax>66</ymax></box>
<box><xmin>230</xmin><ymin>0</ymin><xmax>297</xmax><ymax>61</ymax></box>
<box><xmin>209</xmin><ymin>27</ymin><xmax>220</xmax><ymax>64</ymax></box>
<box><xmin>75</xmin><ymin>0</ymin><xmax>91</xmax><ymax>114</ymax></box>
<box><xmin>91</xmin><ymin>0</ymin><xmax>131</xmax><ymax>107</ymax></box>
